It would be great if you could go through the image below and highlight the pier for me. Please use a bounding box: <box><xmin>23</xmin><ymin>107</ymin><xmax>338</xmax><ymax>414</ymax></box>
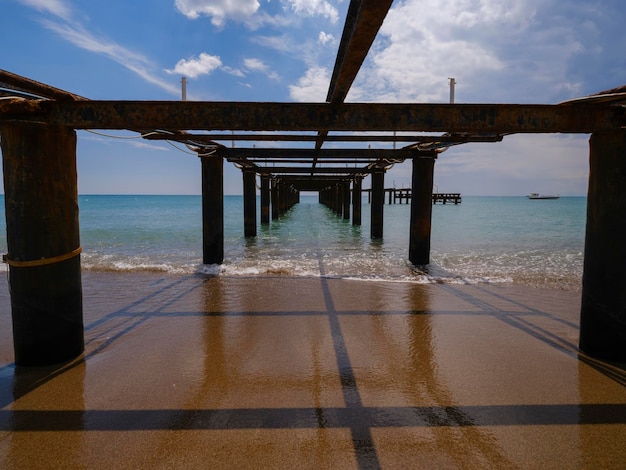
<box><xmin>1</xmin><ymin>0</ymin><xmax>626</xmax><ymax>367</ymax></box>
<box><xmin>363</xmin><ymin>189</ymin><xmax>461</xmax><ymax>204</ymax></box>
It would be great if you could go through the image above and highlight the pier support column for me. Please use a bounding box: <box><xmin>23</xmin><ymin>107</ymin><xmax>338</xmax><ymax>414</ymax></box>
<box><xmin>243</xmin><ymin>170</ymin><xmax>256</xmax><ymax>237</ymax></box>
<box><xmin>352</xmin><ymin>178</ymin><xmax>362</xmax><ymax>226</ymax></box>
<box><xmin>280</xmin><ymin>182</ymin><xmax>287</xmax><ymax>215</ymax></box>
<box><xmin>371</xmin><ymin>170</ymin><xmax>385</xmax><ymax>239</ymax></box>
<box><xmin>409</xmin><ymin>154</ymin><xmax>436</xmax><ymax>265</ymax></box>
<box><xmin>580</xmin><ymin>131</ymin><xmax>626</xmax><ymax>361</ymax></box>
<box><xmin>201</xmin><ymin>155</ymin><xmax>223</xmax><ymax>264</ymax></box>
<box><xmin>342</xmin><ymin>181</ymin><xmax>351</xmax><ymax>220</ymax></box>
<box><xmin>1</xmin><ymin>123</ymin><xmax>83</xmax><ymax>367</ymax></box>
<box><xmin>260</xmin><ymin>175</ymin><xmax>270</xmax><ymax>224</ymax></box>
<box><xmin>335</xmin><ymin>184</ymin><xmax>342</xmax><ymax>216</ymax></box>
<box><xmin>271</xmin><ymin>179</ymin><xmax>279</xmax><ymax>220</ymax></box>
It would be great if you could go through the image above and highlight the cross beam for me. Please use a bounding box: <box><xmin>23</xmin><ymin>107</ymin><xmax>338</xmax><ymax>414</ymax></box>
<box><xmin>1</xmin><ymin>100</ymin><xmax>623</xmax><ymax>133</ymax></box>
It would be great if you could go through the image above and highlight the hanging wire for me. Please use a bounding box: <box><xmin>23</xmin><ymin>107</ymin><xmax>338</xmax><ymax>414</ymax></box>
<box><xmin>84</xmin><ymin>129</ymin><xmax>144</xmax><ymax>139</ymax></box>
<box><xmin>83</xmin><ymin>129</ymin><xmax>219</xmax><ymax>157</ymax></box>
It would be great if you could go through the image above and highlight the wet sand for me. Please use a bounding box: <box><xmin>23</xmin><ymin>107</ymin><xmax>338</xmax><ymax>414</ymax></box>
<box><xmin>0</xmin><ymin>271</ymin><xmax>625</xmax><ymax>469</ymax></box>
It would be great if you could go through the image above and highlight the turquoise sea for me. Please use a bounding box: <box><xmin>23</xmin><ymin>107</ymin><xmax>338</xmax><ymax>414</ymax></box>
<box><xmin>0</xmin><ymin>195</ymin><xmax>587</xmax><ymax>290</ymax></box>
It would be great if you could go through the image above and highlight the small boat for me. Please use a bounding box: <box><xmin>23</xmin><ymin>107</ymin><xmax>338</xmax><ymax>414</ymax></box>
<box><xmin>527</xmin><ymin>193</ymin><xmax>560</xmax><ymax>200</ymax></box>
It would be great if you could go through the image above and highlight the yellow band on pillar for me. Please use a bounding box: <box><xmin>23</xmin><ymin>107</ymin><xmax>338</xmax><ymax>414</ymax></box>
<box><xmin>3</xmin><ymin>246</ymin><xmax>82</xmax><ymax>268</ymax></box>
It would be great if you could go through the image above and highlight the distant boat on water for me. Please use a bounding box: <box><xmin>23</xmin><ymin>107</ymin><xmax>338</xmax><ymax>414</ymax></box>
<box><xmin>527</xmin><ymin>193</ymin><xmax>560</xmax><ymax>200</ymax></box>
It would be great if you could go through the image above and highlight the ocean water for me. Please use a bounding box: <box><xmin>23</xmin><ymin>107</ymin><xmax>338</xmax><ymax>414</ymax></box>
<box><xmin>0</xmin><ymin>195</ymin><xmax>587</xmax><ymax>290</ymax></box>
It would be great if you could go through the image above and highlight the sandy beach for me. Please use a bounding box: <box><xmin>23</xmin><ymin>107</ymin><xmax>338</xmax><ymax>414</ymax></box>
<box><xmin>0</xmin><ymin>271</ymin><xmax>624</xmax><ymax>469</ymax></box>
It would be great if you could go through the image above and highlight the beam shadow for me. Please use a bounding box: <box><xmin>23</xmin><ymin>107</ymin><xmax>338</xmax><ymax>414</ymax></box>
<box><xmin>1</xmin><ymin>403</ymin><xmax>624</xmax><ymax>432</ymax></box>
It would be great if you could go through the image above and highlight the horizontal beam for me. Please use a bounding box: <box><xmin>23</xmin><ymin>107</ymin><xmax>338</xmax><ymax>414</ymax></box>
<box><xmin>242</xmin><ymin>158</ymin><xmax>383</xmax><ymax>164</ymax></box>
<box><xmin>253</xmin><ymin>166</ymin><xmax>377</xmax><ymax>175</ymax></box>
<box><xmin>0</xmin><ymin>69</ymin><xmax>86</xmax><ymax>101</ymax></box>
<box><xmin>1</xmin><ymin>100</ymin><xmax>624</xmax><ymax>133</ymax></box>
<box><xmin>145</xmin><ymin>132</ymin><xmax>503</xmax><ymax>143</ymax></box>
<box><xmin>221</xmin><ymin>148</ymin><xmax>416</xmax><ymax>158</ymax></box>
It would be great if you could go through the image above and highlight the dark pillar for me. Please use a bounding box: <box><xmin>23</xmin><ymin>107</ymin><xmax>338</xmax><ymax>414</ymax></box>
<box><xmin>1</xmin><ymin>123</ymin><xmax>83</xmax><ymax>367</ymax></box>
<box><xmin>335</xmin><ymin>184</ymin><xmax>342</xmax><ymax>216</ymax></box>
<box><xmin>201</xmin><ymin>155</ymin><xmax>224</xmax><ymax>264</ymax></box>
<box><xmin>243</xmin><ymin>170</ymin><xmax>256</xmax><ymax>237</ymax></box>
<box><xmin>271</xmin><ymin>179</ymin><xmax>279</xmax><ymax>220</ymax></box>
<box><xmin>280</xmin><ymin>182</ymin><xmax>287</xmax><ymax>215</ymax></box>
<box><xmin>580</xmin><ymin>131</ymin><xmax>626</xmax><ymax>361</ymax></box>
<box><xmin>409</xmin><ymin>154</ymin><xmax>436</xmax><ymax>265</ymax></box>
<box><xmin>260</xmin><ymin>175</ymin><xmax>270</xmax><ymax>224</ymax></box>
<box><xmin>352</xmin><ymin>178</ymin><xmax>362</xmax><ymax>226</ymax></box>
<box><xmin>371</xmin><ymin>170</ymin><xmax>385</xmax><ymax>239</ymax></box>
<box><xmin>342</xmin><ymin>181</ymin><xmax>351</xmax><ymax>220</ymax></box>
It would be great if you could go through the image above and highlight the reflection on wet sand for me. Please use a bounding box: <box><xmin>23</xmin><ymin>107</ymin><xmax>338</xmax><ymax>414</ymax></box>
<box><xmin>0</xmin><ymin>271</ymin><xmax>624</xmax><ymax>468</ymax></box>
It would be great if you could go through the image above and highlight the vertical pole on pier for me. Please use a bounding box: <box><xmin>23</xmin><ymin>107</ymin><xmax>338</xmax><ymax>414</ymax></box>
<box><xmin>579</xmin><ymin>131</ymin><xmax>626</xmax><ymax>361</ymax></box>
<box><xmin>342</xmin><ymin>181</ymin><xmax>351</xmax><ymax>220</ymax></box>
<box><xmin>1</xmin><ymin>123</ymin><xmax>83</xmax><ymax>367</ymax></box>
<box><xmin>409</xmin><ymin>153</ymin><xmax>436</xmax><ymax>265</ymax></box>
<box><xmin>352</xmin><ymin>178</ymin><xmax>362</xmax><ymax>226</ymax></box>
<box><xmin>260</xmin><ymin>175</ymin><xmax>270</xmax><ymax>224</ymax></box>
<box><xmin>201</xmin><ymin>155</ymin><xmax>224</xmax><ymax>264</ymax></box>
<box><xmin>371</xmin><ymin>170</ymin><xmax>385</xmax><ymax>239</ymax></box>
<box><xmin>243</xmin><ymin>169</ymin><xmax>257</xmax><ymax>237</ymax></box>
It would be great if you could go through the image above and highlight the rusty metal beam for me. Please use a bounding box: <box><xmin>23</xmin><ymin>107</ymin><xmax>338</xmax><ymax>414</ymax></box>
<box><xmin>0</xmin><ymin>69</ymin><xmax>86</xmax><ymax>101</ymax></box>
<box><xmin>144</xmin><ymin>132</ymin><xmax>504</xmax><ymax>144</ymax></box>
<box><xmin>219</xmin><ymin>148</ymin><xmax>420</xmax><ymax>158</ymax></box>
<box><xmin>243</xmin><ymin>158</ymin><xmax>383</xmax><ymax>164</ymax></box>
<box><xmin>253</xmin><ymin>167</ymin><xmax>376</xmax><ymax>174</ymax></box>
<box><xmin>327</xmin><ymin>0</ymin><xmax>393</xmax><ymax>104</ymax></box>
<box><xmin>314</xmin><ymin>0</ymin><xmax>393</xmax><ymax>166</ymax></box>
<box><xmin>2</xmin><ymin>100</ymin><xmax>623</xmax><ymax>133</ymax></box>
<box><xmin>277</xmin><ymin>176</ymin><xmax>353</xmax><ymax>191</ymax></box>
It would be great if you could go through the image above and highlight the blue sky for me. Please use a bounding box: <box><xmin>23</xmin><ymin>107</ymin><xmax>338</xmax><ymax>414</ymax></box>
<box><xmin>1</xmin><ymin>0</ymin><xmax>625</xmax><ymax>195</ymax></box>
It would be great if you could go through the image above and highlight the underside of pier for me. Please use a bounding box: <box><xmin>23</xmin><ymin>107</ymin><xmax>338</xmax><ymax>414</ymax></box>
<box><xmin>1</xmin><ymin>0</ymin><xmax>626</xmax><ymax>365</ymax></box>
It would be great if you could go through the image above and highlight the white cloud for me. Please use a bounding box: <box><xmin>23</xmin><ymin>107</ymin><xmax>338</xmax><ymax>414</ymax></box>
<box><xmin>244</xmin><ymin>58</ymin><xmax>279</xmax><ymax>80</ymax></box>
<box><xmin>174</xmin><ymin>0</ymin><xmax>260</xmax><ymax>26</ymax></box>
<box><xmin>243</xmin><ymin>58</ymin><xmax>268</xmax><ymax>72</ymax></box>
<box><xmin>166</xmin><ymin>53</ymin><xmax>223</xmax><ymax>78</ymax></box>
<box><xmin>318</xmin><ymin>31</ymin><xmax>335</xmax><ymax>45</ymax></box>
<box><xmin>432</xmin><ymin>134</ymin><xmax>590</xmax><ymax>196</ymax></box>
<box><xmin>17</xmin><ymin>0</ymin><xmax>180</xmax><ymax>95</ymax></box>
<box><xmin>130</xmin><ymin>141</ymin><xmax>170</xmax><ymax>152</ymax></box>
<box><xmin>289</xmin><ymin>66</ymin><xmax>330</xmax><ymax>101</ymax></box>
<box><xmin>253</xmin><ymin>34</ymin><xmax>296</xmax><ymax>53</ymax></box>
<box><xmin>17</xmin><ymin>0</ymin><xmax>71</xmax><ymax>20</ymax></box>
<box><xmin>354</xmin><ymin>0</ymin><xmax>594</xmax><ymax>104</ymax></box>
<box><xmin>221</xmin><ymin>66</ymin><xmax>246</xmax><ymax>77</ymax></box>
<box><xmin>41</xmin><ymin>20</ymin><xmax>179</xmax><ymax>95</ymax></box>
<box><xmin>284</xmin><ymin>0</ymin><xmax>339</xmax><ymax>23</ymax></box>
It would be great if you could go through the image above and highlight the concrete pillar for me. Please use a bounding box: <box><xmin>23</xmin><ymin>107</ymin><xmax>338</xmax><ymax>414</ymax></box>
<box><xmin>371</xmin><ymin>170</ymin><xmax>385</xmax><ymax>239</ymax></box>
<box><xmin>1</xmin><ymin>123</ymin><xmax>83</xmax><ymax>367</ymax></box>
<box><xmin>580</xmin><ymin>131</ymin><xmax>626</xmax><ymax>361</ymax></box>
<box><xmin>260</xmin><ymin>175</ymin><xmax>270</xmax><ymax>224</ymax></box>
<box><xmin>243</xmin><ymin>170</ymin><xmax>256</xmax><ymax>237</ymax></box>
<box><xmin>409</xmin><ymin>154</ymin><xmax>436</xmax><ymax>265</ymax></box>
<box><xmin>352</xmin><ymin>178</ymin><xmax>362</xmax><ymax>226</ymax></box>
<box><xmin>201</xmin><ymin>155</ymin><xmax>224</xmax><ymax>264</ymax></box>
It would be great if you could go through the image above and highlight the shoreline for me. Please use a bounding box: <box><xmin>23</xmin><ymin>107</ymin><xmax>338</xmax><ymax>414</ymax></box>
<box><xmin>0</xmin><ymin>272</ymin><xmax>624</xmax><ymax>468</ymax></box>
